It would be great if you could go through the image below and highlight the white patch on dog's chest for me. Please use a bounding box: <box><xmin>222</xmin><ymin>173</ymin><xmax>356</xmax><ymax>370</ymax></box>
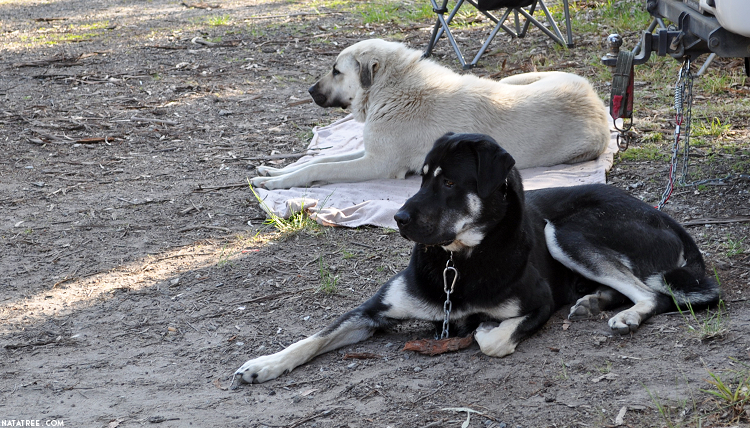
<box><xmin>381</xmin><ymin>276</ymin><xmax>522</xmax><ymax>322</ymax></box>
<box><xmin>480</xmin><ymin>297</ymin><xmax>522</xmax><ymax>320</ymax></box>
<box><xmin>382</xmin><ymin>276</ymin><xmax>443</xmax><ymax>320</ymax></box>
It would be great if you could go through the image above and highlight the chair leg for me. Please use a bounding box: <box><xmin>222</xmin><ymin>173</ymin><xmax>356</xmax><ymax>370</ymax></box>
<box><xmin>424</xmin><ymin>0</ymin><xmax>471</xmax><ymax>68</ymax></box>
<box><xmin>470</xmin><ymin>18</ymin><xmax>508</xmax><ymax>68</ymax></box>
<box><xmin>517</xmin><ymin>1</ymin><xmax>536</xmax><ymax>38</ymax></box>
<box><xmin>424</xmin><ymin>0</ymin><xmax>449</xmax><ymax>58</ymax></box>
<box><xmin>562</xmin><ymin>0</ymin><xmax>574</xmax><ymax>48</ymax></box>
<box><xmin>515</xmin><ymin>1</ymin><xmax>563</xmax><ymax>46</ymax></box>
<box><xmin>516</xmin><ymin>0</ymin><xmax>575</xmax><ymax>48</ymax></box>
<box><xmin>536</xmin><ymin>0</ymin><xmax>565</xmax><ymax>44</ymax></box>
<box><xmin>423</xmin><ymin>0</ymin><xmax>576</xmax><ymax>68</ymax></box>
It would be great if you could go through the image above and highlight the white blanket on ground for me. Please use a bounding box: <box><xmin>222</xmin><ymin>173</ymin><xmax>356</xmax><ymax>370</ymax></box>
<box><xmin>252</xmin><ymin>114</ymin><xmax>618</xmax><ymax>229</ymax></box>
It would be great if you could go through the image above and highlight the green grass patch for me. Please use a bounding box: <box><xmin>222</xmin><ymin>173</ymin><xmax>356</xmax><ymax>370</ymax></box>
<box><xmin>355</xmin><ymin>0</ymin><xmax>434</xmax><ymax>25</ymax></box>
<box><xmin>573</xmin><ymin>0</ymin><xmax>652</xmax><ymax>34</ymax></box>
<box><xmin>249</xmin><ymin>182</ymin><xmax>321</xmax><ymax>239</ymax></box>
<box><xmin>645</xmin><ymin>383</ymin><xmax>695</xmax><ymax>428</ymax></box>
<box><xmin>617</xmin><ymin>143</ymin><xmax>670</xmax><ymax>162</ymax></box>
<box><xmin>702</xmin><ymin>363</ymin><xmax>750</xmax><ymax>424</ymax></box>
<box><xmin>699</xmin><ymin>69</ymin><xmax>748</xmax><ymax>94</ymax></box>
<box><xmin>693</xmin><ymin>117</ymin><xmax>732</xmax><ymax>138</ymax></box>
<box><xmin>207</xmin><ymin>14</ymin><xmax>232</xmax><ymax>26</ymax></box>
<box><xmin>669</xmin><ymin>275</ymin><xmax>728</xmax><ymax>342</ymax></box>
<box><xmin>78</xmin><ymin>20</ymin><xmax>111</xmax><ymax>30</ymax></box>
<box><xmin>724</xmin><ymin>237</ymin><xmax>746</xmax><ymax>257</ymax></box>
<box><xmin>318</xmin><ymin>256</ymin><xmax>339</xmax><ymax>294</ymax></box>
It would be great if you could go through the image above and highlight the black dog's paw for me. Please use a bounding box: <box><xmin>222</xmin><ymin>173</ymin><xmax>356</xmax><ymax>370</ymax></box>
<box><xmin>568</xmin><ymin>294</ymin><xmax>601</xmax><ymax>320</ymax></box>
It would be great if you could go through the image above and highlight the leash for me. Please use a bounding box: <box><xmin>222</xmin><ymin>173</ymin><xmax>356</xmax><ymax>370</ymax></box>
<box><xmin>657</xmin><ymin>58</ymin><xmax>694</xmax><ymax>210</ymax></box>
<box><xmin>440</xmin><ymin>251</ymin><xmax>458</xmax><ymax>339</ymax></box>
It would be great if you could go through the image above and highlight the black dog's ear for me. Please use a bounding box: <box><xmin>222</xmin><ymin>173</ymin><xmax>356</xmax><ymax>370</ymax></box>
<box><xmin>474</xmin><ymin>138</ymin><xmax>516</xmax><ymax>199</ymax></box>
<box><xmin>357</xmin><ymin>52</ymin><xmax>380</xmax><ymax>89</ymax></box>
<box><xmin>432</xmin><ymin>132</ymin><xmax>456</xmax><ymax>149</ymax></box>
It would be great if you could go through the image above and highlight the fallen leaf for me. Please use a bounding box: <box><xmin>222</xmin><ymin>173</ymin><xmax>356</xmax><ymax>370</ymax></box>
<box><xmin>615</xmin><ymin>405</ymin><xmax>627</xmax><ymax>425</ymax></box>
<box><xmin>591</xmin><ymin>372</ymin><xmax>618</xmax><ymax>383</ymax></box>
<box><xmin>213</xmin><ymin>378</ymin><xmax>227</xmax><ymax>390</ymax></box>
<box><xmin>402</xmin><ymin>335</ymin><xmax>474</xmax><ymax>356</ymax></box>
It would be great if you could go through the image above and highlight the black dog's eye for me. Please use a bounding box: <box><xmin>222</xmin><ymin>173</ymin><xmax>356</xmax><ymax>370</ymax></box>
<box><xmin>444</xmin><ymin>179</ymin><xmax>455</xmax><ymax>188</ymax></box>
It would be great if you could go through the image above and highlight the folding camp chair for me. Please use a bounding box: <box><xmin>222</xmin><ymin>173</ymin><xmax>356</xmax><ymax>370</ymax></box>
<box><xmin>424</xmin><ymin>0</ymin><xmax>574</xmax><ymax>69</ymax></box>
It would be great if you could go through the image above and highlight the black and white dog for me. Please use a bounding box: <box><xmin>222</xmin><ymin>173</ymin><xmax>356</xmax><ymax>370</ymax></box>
<box><xmin>235</xmin><ymin>133</ymin><xmax>720</xmax><ymax>384</ymax></box>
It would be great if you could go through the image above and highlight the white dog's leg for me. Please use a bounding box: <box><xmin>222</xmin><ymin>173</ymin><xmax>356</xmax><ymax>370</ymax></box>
<box><xmin>608</xmin><ymin>300</ymin><xmax>658</xmax><ymax>335</ymax></box>
<box><xmin>257</xmin><ymin>150</ymin><xmax>366</xmax><ymax>177</ymax></box>
<box><xmin>251</xmin><ymin>155</ymin><xmax>404</xmax><ymax>190</ymax></box>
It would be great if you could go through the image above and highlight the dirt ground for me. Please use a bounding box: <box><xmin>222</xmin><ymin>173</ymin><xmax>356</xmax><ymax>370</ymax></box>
<box><xmin>1</xmin><ymin>0</ymin><xmax>749</xmax><ymax>427</ymax></box>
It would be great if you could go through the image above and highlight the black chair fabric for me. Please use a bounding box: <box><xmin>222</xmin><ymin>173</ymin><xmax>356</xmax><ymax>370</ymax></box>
<box><xmin>477</xmin><ymin>0</ymin><xmax>535</xmax><ymax>11</ymax></box>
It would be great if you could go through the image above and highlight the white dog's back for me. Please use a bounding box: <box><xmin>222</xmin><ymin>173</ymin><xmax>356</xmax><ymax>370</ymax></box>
<box><xmin>356</xmin><ymin>46</ymin><xmax>610</xmax><ymax>172</ymax></box>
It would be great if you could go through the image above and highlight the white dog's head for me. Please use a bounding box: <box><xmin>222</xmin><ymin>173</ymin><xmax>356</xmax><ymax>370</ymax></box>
<box><xmin>308</xmin><ymin>39</ymin><xmax>418</xmax><ymax>112</ymax></box>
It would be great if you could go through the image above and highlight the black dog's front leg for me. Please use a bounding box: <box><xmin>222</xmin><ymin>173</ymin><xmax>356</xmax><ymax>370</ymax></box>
<box><xmin>235</xmin><ymin>275</ymin><xmax>404</xmax><ymax>384</ymax></box>
<box><xmin>474</xmin><ymin>277</ymin><xmax>554</xmax><ymax>357</ymax></box>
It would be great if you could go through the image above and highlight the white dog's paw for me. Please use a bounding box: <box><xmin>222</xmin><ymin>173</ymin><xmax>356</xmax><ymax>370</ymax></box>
<box><xmin>568</xmin><ymin>294</ymin><xmax>602</xmax><ymax>320</ymax></box>
<box><xmin>249</xmin><ymin>176</ymin><xmax>271</xmax><ymax>189</ymax></box>
<box><xmin>250</xmin><ymin>175</ymin><xmax>287</xmax><ymax>190</ymax></box>
<box><xmin>256</xmin><ymin>165</ymin><xmax>284</xmax><ymax>177</ymax></box>
<box><xmin>235</xmin><ymin>354</ymin><xmax>292</xmax><ymax>384</ymax></box>
<box><xmin>475</xmin><ymin>321</ymin><xmax>499</xmax><ymax>333</ymax></box>
<box><xmin>608</xmin><ymin>309</ymin><xmax>641</xmax><ymax>335</ymax></box>
<box><xmin>474</xmin><ymin>321</ymin><xmax>517</xmax><ymax>358</ymax></box>
<box><xmin>255</xmin><ymin>166</ymin><xmax>272</xmax><ymax>176</ymax></box>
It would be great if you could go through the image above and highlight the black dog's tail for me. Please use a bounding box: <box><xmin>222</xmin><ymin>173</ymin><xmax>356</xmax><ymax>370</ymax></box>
<box><xmin>663</xmin><ymin>266</ymin><xmax>721</xmax><ymax>311</ymax></box>
<box><xmin>662</xmin><ymin>224</ymin><xmax>721</xmax><ymax>310</ymax></box>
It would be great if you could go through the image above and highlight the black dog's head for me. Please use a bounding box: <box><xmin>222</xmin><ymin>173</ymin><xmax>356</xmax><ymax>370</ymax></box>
<box><xmin>394</xmin><ymin>133</ymin><xmax>519</xmax><ymax>252</ymax></box>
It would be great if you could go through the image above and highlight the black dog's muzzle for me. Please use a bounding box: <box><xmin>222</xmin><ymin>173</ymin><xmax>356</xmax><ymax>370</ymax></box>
<box><xmin>308</xmin><ymin>84</ymin><xmax>327</xmax><ymax>106</ymax></box>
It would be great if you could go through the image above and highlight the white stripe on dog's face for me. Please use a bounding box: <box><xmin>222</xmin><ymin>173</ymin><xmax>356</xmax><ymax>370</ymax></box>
<box><xmin>442</xmin><ymin>193</ymin><xmax>485</xmax><ymax>252</ymax></box>
<box><xmin>433</xmin><ymin>166</ymin><xmax>442</xmax><ymax>177</ymax></box>
<box><xmin>467</xmin><ymin>193</ymin><xmax>481</xmax><ymax>215</ymax></box>
<box><xmin>422</xmin><ymin>164</ymin><xmax>429</xmax><ymax>175</ymax></box>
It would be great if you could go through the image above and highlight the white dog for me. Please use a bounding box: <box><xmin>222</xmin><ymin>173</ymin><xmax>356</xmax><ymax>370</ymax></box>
<box><xmin>251</xmin><ymin>39</ymin><xmax>610</xmax><ymax>190</ymax></box>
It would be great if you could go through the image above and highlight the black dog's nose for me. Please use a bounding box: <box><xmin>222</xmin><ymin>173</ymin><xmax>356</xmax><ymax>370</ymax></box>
<box><xmin>308</xmin><ymin>85</ymin><xmax>327</xmax><ymax>106</ymax></box>
<box><xmin>394</xmin><ymin>211</ymin><xmax>411</xmax><ymax>228</ymax></box>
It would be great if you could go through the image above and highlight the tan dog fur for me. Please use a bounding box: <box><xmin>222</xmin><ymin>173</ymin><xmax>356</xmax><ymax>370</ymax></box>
<box><xmin>251</xmin><ymin>39</ymin><xmax>610</xmax><ymax>190</ymax></box>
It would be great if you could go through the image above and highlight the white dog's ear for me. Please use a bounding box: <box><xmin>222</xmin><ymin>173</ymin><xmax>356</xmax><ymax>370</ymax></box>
<box><xmin>357</xmin><ymin>52</ymin><xmax>380</xmax><ymax>89</ymax></box>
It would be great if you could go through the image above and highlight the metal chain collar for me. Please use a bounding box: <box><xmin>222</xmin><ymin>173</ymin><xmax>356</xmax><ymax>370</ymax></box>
<box><xmin>657</xmin><ymin>58</ymin><xmax>693</xmax><ymax>210</ymax></box>
<box><xmin>440</xmin><ymin>252</ymin><xmax>458</xmax><ymax>340</ymax></box>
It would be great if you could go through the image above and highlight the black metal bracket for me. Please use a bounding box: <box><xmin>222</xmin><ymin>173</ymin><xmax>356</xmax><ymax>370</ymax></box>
<box><xmin>602</xmin><ymin>0</ymin><xmax>750</xmax><ymax>68</ymax></box>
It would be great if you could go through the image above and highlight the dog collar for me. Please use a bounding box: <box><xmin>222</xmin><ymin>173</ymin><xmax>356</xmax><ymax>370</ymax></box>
<box><xmin>440</xmin><ymin>251</ymin><xmax>458</xmax><ymax>339</ymax></box>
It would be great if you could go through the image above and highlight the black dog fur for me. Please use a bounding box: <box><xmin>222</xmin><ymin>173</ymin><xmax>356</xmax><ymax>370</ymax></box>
<box><xmin>235</xmin><ymin>132</ymin><xmax>720</xmax><ymax>384</ymax></box>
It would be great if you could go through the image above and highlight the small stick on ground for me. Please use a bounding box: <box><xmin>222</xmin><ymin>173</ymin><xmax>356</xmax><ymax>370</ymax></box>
<box><xmin>178</xmin><ymin>225</ymin><xmax>232</xmax><ymax>233</ymax></box>
<box><xmin>682</xmin><ymin>216</ymin><xmax>750</xmax><ymax>227</ymax></box>
<box><xmin>130</xmin><ymin>116</ymin><xmax>179</xmax><ymax>125</ymax></box>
